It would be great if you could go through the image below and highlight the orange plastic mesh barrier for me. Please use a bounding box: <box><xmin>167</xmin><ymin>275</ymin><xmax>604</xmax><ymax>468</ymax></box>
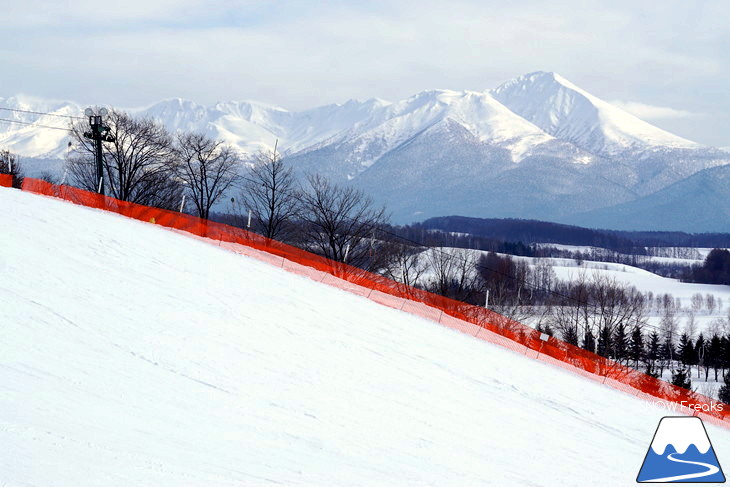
<box><xmin>0</xmin><ymin>174</ymin><xmax>12</xmax><ymax>188</ymax></box>
<box><xmin>12</xmin><ymin>178</ymin><xmax>730</xmax><ymax>429</ymax></box>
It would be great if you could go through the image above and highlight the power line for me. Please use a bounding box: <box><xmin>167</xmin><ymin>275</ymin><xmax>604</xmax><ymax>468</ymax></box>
<box><xmin>0</xmin><ymin>117</ymin><xmax>71</xmax><ymax>132</ymax></box>
<box><xmin>0</xmin><ymin>106</ymin><xmax>83</xmax><ymax>120</ymax></box>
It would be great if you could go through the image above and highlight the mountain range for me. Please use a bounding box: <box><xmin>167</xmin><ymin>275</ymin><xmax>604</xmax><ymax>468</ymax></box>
<box><xmin>1</xmin><ymin>71</ymin><xmax>729</xmax><ymax>231</ymax></box>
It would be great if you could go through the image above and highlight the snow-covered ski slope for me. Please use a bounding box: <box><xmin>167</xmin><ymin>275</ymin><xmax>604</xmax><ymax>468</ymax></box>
<box><xmin>2</xmin><ymin>188</ymin><xmax>729</xmax><ymax>486</ymax></box>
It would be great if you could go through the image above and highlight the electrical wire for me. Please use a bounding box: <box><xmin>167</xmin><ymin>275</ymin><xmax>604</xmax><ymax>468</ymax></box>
<box><xmin>0</xmin><ymin>106</ymin><xmax>83</xmax><ymax>120</ymax></box>
<box><xmin>0</xmin><ymin>117</ymin><xmax>71</xmax><ymax>132</ymax></box>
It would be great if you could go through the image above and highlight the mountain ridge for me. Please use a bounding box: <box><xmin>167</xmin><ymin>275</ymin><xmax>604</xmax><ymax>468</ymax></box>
<box><xmin>2</xmin><ymin>71</ymin><xmax>729</xmax><ymax>230</ymax></box>
<box><xmin>0</xmin><ymin>71</ymin><xmax>710</xmax><ymax>160</ymax></box>
<box><xmin>491</xmin><ymin>71</ymin><xmax>699</xmax><ymax>155</ymax></box>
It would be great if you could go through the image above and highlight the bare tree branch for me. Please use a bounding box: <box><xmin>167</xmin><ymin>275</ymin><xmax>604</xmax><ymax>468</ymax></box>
<box><xmin>67</xmin><ymin>110</ymin><xmax>182</xmax><ymax>209</ymax></box>
<box><xmin>297</xmin><ymin>174</ymin><xmax>388</xmax><ymax>268</ymax></box>
<box><xmin>175</xmin><ymin>132</ymin><xmax>241</xmax><ymax>219</ymax></box>
<box><xmin>238</xmin><ymin>145</ymin><xmax>300</xmax><ymax>240</ymax></box>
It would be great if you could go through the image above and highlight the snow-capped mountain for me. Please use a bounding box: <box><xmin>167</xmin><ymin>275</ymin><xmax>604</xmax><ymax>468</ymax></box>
<box><xmin>334</xmin><ymin>89</ymin><xmax>557</xmax><ymax>163</ymax></box>
<box><xmin>490</xmin><ymin>71</ymin><xmax>730</xmax><ymax>197</ymax></box>
<box><xmin>0</xmin><ymin>95</ymin><xmax>79</xmax><ymax>158</ymax></box>
<box><xmin>284</xmin><ymin>89</ymin><xmax>588</xmax><ymax>183</ymax></box>
<box><xmin>139</xmin><ymin>98</ymin><xmax>288</xmax><ymax>155</ymax></box>
<box><xmin>139</xmin><ymin>89</ymin><xmax>563</xmax><ymax>176</ymax></box>
<box><xmin>491</xmin><ymin>71</ymin><xmax>698</xmax><ymax>155</ymax></box>
<box><xmin>137</xmin><ymin>97</ymin><xmax>398</xmax><ymax>156</ymax></box>
<box><xmin>2</xmin><ymin>72</ymin><xmax>729</xmax><ymax>230</ymax></box>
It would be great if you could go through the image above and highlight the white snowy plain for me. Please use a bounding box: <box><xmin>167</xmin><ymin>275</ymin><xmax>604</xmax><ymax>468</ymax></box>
<box><xmin>2</xmin><ymin>188</ymin><xmax>729</xmax><ymax>486</ymax></box>
<box><xmin>425</xmin><ymin>245</ymin><xmax>730</xmax><ymax>305</ymax></box>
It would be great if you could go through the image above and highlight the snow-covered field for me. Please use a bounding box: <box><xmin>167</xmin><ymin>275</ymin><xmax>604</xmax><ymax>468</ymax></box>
<box><xmin>2</xmin><ymin>188</ymin><xmax>730</xmax><ymax>486</ymax></box>
<box><xmin>424</xmin><ymin>246</ymin><xmax>730</xmax><ymax>334</ymax></box>
<box><xmin>531</xmin><ymin>256</ymin><xmax>730</xmax><ymax>334</ymax></box>
<box><xmin>543</xmin><ymin>258</ymin><xmax>730</xmax><ymax>305</ymax></box>
<box><xmin>535</xmin><ymin>242</ymin><xmax>717</xmax><ymax>264</ymax></box>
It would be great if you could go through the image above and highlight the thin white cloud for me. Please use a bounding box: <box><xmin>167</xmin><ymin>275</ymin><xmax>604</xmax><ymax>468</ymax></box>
<box><xmin>0</xmin><ymin>0</ymin><xmax>728</xmax><ymax>145</ymax></box>
<box><xmin>0</xmin><ymin>0</ymin><xmax>263</xmax><ymax>27</ymax></box>
<box><xmin>610</xmin><ymin>101</ymin><xmax>703</xmax><ymax>120</ymax></box>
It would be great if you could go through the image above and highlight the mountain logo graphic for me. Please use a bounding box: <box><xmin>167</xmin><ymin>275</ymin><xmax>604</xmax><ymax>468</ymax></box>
<box><xmin>637</xmin><ymin>416</ymin><xmax>725</xmax><ymax>483</ymax></box>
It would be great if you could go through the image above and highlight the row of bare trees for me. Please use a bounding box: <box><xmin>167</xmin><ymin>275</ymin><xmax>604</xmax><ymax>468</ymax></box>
<box><xmin>379</xmin><ymin>246</ymin><xmax>652</xmax><ymax>342</ymax></box>
<box><xmin>67</xmin><ymin>109</ymin><xmax>391</xmax><ymax>270</ymax></box>
<box><xmin>231</xmin><ymin>147</ymin><xmax>390</xmax><ymax>270</ymax></box>
<box><xmin>68</xmin><ymin>110</ymin><xmax>240</xmax><ymax>217</ymax></box>
<box><xmin>546</xmin><ymin>272</ymin><xmax>648</xmax><ymax>351</ymax></box>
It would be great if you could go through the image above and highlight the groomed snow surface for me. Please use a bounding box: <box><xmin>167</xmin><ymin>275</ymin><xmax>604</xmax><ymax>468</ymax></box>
<box><xmin>2</xmin><ymin>188</ymin><xmax>729</xmax><ymax>486</ymax></box>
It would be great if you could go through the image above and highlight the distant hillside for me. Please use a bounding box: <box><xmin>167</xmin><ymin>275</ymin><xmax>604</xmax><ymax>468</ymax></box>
<box><xmin>564</xmin><ymin>164</ymin><xmax>730</xmax><ymax>233</ymax></box>
<box><xmin>420</xmin><ymin>215</ymin><xmax>730</xmax><ymax>250</ymax></box>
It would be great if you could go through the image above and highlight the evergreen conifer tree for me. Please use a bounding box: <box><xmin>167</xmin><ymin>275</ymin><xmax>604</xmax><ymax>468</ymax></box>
<box><xmin>629</xmin><ymin>325</ymin><xmax>644</xmax><ymax>368</ymax></box>
<box><xmin>671</xmin><ymin>367</ymin><xmax>692</xmax><ymax>390</ymax></box>
<box><xmin>659</xmin><ymin>339</ymin><xmax>675</xmax><ymax>377</ymax></box>
<box><xmin>563</xmin><ymin>326</ymin><xmax>579</xmax><ymax>346</ymax></box>
<box><xmin>678</xmin><ymin>333</ymin><xmax>693</xmax><ymax>366</ymax></box>
<box><xmin>695</xmin><ymin>333</ymin><xmax>706</xmax><ymax>380</ymax></box>
<box><xmin>613</xmin><ymin>324</ymin><xmax>628</xmax><ymax>363</ymax></box>
<box><xmin>646</xmin><ymin>331</ymin><xmax>660</xmax><ymax>373</ymax></box>
<box><xmin>582</xmin><ymin>330</ymin><xmax>596</xmax><ymax>354</ymax></box>
<box><xmin>709</xmin><ymin>334</ymin><xmax>722</xmax><ymax>381</ymax></box>
<box><xmin>719</xmin><ymin>373</ymin><xmax>730</xmax><ymax>404</ymax></box>
<box><xmin>597</xmin><ymin>325</ymin><xmax>612</xmax><ymax>358</ymax></box>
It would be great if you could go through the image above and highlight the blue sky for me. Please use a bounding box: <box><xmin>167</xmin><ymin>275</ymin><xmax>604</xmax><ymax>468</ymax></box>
<box><xmin>2</xmin><ymin>0</ymin><xmax>728</xmax><ymax>146</ymax></box>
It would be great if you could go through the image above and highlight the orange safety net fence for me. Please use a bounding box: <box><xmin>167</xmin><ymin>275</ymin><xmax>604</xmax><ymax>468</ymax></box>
<box><xmin>11</xmin><ymin>177</ymin><xmax>730</xmax><ymax>429</ymax></box>
<box><xmin>0</xmin><ymin>174</ymin><xmax>12</xmax><ymax>188</ymax></box>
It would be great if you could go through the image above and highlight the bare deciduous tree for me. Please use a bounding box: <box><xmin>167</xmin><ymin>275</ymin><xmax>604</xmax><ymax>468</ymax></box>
<box><xmin>424</xmin><ymin>247</ymin><xmax>480</xmax><ymax>302</ymax></box>
<box><xmin>691</xmin><ymin>292</ymin><xmax>704</xmax><ymax>313</ymax></box>
<box><xmin>175</xmin><ymin>132</ymin><xmax>240</xmax><ymax>219</ymax></box>
<box><xmin>0</xmin><ymin>149</ymin><xmax>23</xmax><ymax>188</ymax></box>
<box><xmin>476</xmin><ymin>252</ymin><xmax>535</xmax><ymax>322</ymax></box>
<box><xmin>591</xmin><ymin>272</ymin><xmax>646</xmax><ymax>338</ymax></box>
<box><xmin>531</xmin><ymin>260</ymin><xmax>556</xmax><ymax>294</ymax></box>
<box><xmin>660</xmin><ymin>306</ymin><xmax>679</xmax><ymax>372</ymax></box>
<box><xmin>382</xmin><ymin>244</ymin><xmax>428</xmax><ymax>290</ymax></box>
<box><xmin>297</xmin><ymin>174</ymin><xmax>388</xmax><ymax>269</ymax></box>
<box><xmin>67</xmin><ymin>110</ymin><xmax>181</xmax><ymax>209</ymax></box>
<box><xmin>547</xmin><ymin>271</ymin><xmax>647</xmax><ymax>355</ymax></box>
<box><xmin>239</xmin><ymin>144</ymin><xmax>299</xmax><ymax>240</ymax></box>
<box><xmin>549</xmin><ymin>271</ymin><xmax>592</xmax><ymax>341</ymax></box>
<box><xmin>684</xmin><ymin>310</ymin><xmax>697</xmax><ymax>340</ymax></box>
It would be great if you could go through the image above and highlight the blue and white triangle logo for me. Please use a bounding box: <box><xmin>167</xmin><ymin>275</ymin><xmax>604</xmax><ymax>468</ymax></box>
<box><xmin>637</xmin><ymin>416</ymin><xmax>725</xmax><ymax>483</ymax></box>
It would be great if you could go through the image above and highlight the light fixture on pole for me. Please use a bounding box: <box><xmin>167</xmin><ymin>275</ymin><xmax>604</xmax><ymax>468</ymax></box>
<box><xmin>83</xmin><ymin>107</ymin><xmax>115</xmax><ymax>195</ymax></box>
